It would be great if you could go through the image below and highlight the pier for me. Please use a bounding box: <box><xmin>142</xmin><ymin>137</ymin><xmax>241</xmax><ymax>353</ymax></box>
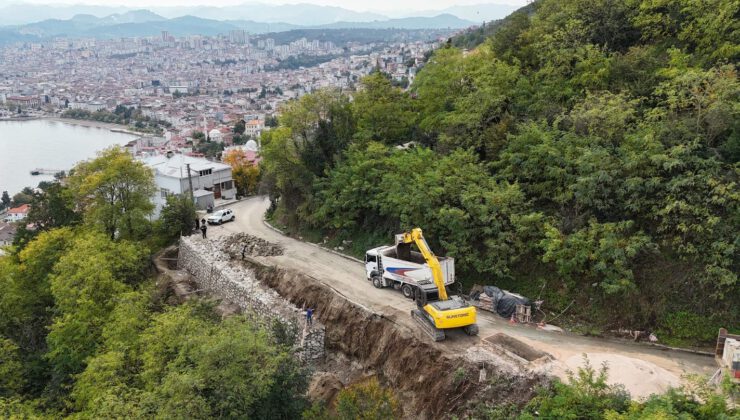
<box><xmin>30</xmin><ymin>168</ymin><xmax>64</xmax><ymax>175</ymax></box>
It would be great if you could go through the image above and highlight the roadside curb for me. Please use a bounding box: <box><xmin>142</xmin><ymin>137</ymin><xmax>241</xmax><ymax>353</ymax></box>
<box><xmin>262</xmin><ymin>219</ymin><xmax>364</xmax><ymax>265</ymax></box>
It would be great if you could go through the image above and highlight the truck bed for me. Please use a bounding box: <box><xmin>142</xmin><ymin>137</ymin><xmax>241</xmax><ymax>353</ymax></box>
<box><xmin>378</xmin><ymin>246</ymin><xmax>455</xmax><ymax>286</ymax></box>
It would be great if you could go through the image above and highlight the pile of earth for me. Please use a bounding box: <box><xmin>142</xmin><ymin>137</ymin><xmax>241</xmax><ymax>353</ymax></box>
<box><xmin>222</xmin><ymin>232</ymin><xmax>284</xmax><ymax>258</ymax></box>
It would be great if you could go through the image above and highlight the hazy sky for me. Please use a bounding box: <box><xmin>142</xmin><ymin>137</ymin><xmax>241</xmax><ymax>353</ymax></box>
<box><xmin>4</xmin><ymin>0</ymin><xmax>529</xmax><ymax>13</ymax></box>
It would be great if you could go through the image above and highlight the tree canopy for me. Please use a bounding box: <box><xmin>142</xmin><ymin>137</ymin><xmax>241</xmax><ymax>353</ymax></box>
<box><xmin>0</xmin><ymin>148</ymin><xmax>310</xmax><ymax>419</ymax></box>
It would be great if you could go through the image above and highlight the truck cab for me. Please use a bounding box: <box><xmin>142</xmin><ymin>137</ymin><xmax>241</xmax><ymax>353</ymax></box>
<box><xmin>364</xmin><ymin>247</ymin><xmax>383</xmax><ymax>280</ymax></box>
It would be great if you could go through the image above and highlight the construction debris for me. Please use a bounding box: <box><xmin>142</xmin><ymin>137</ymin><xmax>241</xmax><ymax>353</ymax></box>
<box><xmin>469</xmin><ymin>285</ymin><xmax>532</xmax><ymax>320</ymax></box>
<box><xmin>222</xmin><ymin>232</ymin><xmax>284</xmax><ymax>258</ymax></box>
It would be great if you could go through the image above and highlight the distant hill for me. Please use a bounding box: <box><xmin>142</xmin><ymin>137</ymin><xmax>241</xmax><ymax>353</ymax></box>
<box><xmin>0</xmin><ymin>12</ymin><xmax>475</xmax><ymax>44</ymax></box>
<box><xmin>0</xmin><ymin>2</ymin><xmax>388</xmax><ymax>27</ymax></box>
<box><xmin>0</xmin><ymin>2</ymin><xmax>498</xmax><ymax>27</ymax></box>
<box><xmin>148</xmin><ymin>3</ymin><xmax>389</xmax><ymax>25</ymax></box>
<box><xmin>0</xmin><ymin>4</ymin><xmax>129</xmax><ymax>26</ymax></box>
<box><xmin>96</xmin><ymin>10</ymin><xmax>166</xmax><ymax>25</ymax></box>
<box><xmin>317</xmin><ymin>14</ymin><xmax>474</xmax><ymax>30</ymax></box>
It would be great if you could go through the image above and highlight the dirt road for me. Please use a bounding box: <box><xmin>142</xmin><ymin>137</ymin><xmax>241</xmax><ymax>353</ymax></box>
<box><xmin>209</xmin><ymin>197</ymin><xmax>716</xmax><ymax>399</ymax></box>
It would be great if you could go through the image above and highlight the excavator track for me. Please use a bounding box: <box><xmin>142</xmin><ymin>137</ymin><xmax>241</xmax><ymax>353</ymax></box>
<box><xmin>464</xmin><ymin>323</ymin><xmax>479</xmax><ymax>336</ymax></box>
<box><xmin>411</xmin><ymin>309</ymin><xmax>445</xmax><ymax>342</ymax></box>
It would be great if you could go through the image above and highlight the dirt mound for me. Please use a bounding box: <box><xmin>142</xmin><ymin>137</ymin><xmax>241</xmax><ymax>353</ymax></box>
<box><xmin>223</xmin><ymin>233</ymin><xmax>284</xmax><ymax>258</ymax></box>
<box><xmin>243</xmin><ymin>260</ymin><xmax>547</xmax><ymax>419</ymax></box>
<box><xmin>559</xmin><ymin>353</ymin><xmax>681</xmax><ymax>398</ymax></box>
<box><xmin>308</xmin><ymin>373</ymin><xmax>344</xmax><ymax>404</ymax></box>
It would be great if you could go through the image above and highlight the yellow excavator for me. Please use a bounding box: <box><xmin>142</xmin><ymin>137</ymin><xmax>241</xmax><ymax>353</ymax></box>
<box><xmin>399</xmin><ymin>228</ymin><xmax>478</xmax><ymax>341</ymax></box>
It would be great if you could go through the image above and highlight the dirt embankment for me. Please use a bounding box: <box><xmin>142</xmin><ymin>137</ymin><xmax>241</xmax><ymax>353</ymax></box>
<box><xmin>244</xmin><ymin>258</ymin><xmax>545</xmax><ymax>418</ymax></box>
<box><xmin>158</xmin><ymin>234</ymin><xmax>548</xmax><ymax>418</ymax></box>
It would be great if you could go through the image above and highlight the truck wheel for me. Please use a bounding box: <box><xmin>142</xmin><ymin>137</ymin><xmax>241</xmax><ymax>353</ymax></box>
<box><xmin>401</xmin><ymin>284</ymin><xmax>414</xmax><ymax>299</ymax></box>
<box><xmin>372</xmin><ymin>277</ymin><xmax>383</xmax><ymax>289</ymax></box>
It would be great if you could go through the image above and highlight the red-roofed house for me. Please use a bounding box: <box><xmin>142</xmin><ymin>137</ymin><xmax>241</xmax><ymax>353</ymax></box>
<box><xmin>5</xmin><ymin>204</ymin><xmax>30</xmax><ymax>222</ymax></box>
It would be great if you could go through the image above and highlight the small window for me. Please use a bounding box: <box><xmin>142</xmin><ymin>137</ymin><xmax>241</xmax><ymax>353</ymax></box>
<box><xmin>366</xmin><ymin>254</ymin><xmax>376</xmax><ymax>263</ymax></box>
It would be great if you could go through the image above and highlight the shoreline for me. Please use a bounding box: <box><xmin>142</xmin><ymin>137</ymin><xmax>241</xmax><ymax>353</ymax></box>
<box><xmin>1</xmin><ymin>115</ymin><xmax>146</xmax><ymax>136</ymax></box>
<box><xmin>42</xmin><ymin>117</ymin><xmax>145</xmax><ymax>136</ymax></box>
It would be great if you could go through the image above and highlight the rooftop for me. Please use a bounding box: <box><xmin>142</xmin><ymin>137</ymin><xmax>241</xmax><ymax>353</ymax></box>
<box><xmin>141</xmin><ymin>153</ymin><xmax>230</xmax><ymax>179</ymax></box>
<box><xmin>8</xmin><ymin>204</ymin><xmax>30</xmax><ymax>214</ymax></box>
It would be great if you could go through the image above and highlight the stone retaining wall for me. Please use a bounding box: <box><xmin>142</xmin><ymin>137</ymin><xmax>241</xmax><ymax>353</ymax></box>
<box><xmin>178</xmin><ymin>235</ymin><xmax>325</xmax><ymax>361</ymax></box>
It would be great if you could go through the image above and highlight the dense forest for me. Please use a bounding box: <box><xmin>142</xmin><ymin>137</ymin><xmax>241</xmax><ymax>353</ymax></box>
<box><xmin>261</xmin><ymin>0</ymin><xmax>739</xmax><ymax>346</ymax></box>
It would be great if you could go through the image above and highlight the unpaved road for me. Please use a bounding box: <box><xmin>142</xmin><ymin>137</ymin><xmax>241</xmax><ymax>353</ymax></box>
<box><xmin>208</xmin><ymin>197</ymin><xmax>716</xmax><ymax>398</ymax></box>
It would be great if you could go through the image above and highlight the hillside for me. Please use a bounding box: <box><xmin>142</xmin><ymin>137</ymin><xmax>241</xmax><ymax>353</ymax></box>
<box><xmin>261</xmin><ymin>0</ymin><xmax>739</xmax><ymax>347</ymax></box>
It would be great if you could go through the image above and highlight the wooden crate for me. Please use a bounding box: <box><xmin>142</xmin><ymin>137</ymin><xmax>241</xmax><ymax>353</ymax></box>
<box><xmin>515</xmin><ymin>304</ymin><xmax>531</xmax><ymax>323</ymax></box>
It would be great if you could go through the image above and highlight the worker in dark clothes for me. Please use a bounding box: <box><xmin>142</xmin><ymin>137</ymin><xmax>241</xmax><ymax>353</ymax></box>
<box><xmin>306</xmin><ymin>307</ymin><xmax>314</xmax><ymax>326</ymax></box>
<box><xmin>200</xmin><ymin>222</ymin><xmax>207</xmax><ymax>238</ymax></box>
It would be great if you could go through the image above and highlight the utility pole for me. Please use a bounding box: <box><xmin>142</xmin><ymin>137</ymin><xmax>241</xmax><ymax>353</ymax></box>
<box><xmin>186</xmin><ymin>163</ymin><xmax>195</xmax><ymax>203</ymax></box>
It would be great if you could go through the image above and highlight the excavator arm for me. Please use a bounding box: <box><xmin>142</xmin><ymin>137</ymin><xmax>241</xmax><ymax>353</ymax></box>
<box><xmin>401</xmin><ymin>228</ymin><xmax>448</xmax><ymax>301</ymax></box>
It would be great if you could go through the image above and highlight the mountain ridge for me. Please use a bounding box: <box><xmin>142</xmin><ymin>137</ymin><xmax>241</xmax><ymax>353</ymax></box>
<box><xmin>1</xmin><ymin>13</ymin><xmax>475</xmax><ymax>43</ymax></box>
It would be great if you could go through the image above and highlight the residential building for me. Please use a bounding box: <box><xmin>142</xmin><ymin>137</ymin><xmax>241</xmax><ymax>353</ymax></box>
<box><xmin>141</xmin><ymin>152</ymin><xmax>236</xmax><ymax>216</ymax></box>
<box><xmin>4</xmin><ymin>204</ymin><xmax>30</xmax><ymax>222</ymax></box>
<box><xmin>0</xmin><ymin>222</ymin><xmax>17</xmax><ymax>247</ymax></box>
<box><xmin>244</xmin><ymin>119</ymin><xmax>264</xmax><ymax>137</ymax></box>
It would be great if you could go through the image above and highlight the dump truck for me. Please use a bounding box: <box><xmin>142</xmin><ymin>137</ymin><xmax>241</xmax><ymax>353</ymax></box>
<box><xmin>365</xmin><ymin>236</ymin><xmax>455</xmax><ymax>300</ymax></box>
<box><xmin>365</xmin><ymin>228</ymin><xmax>478</xmax><ymax>341</ymax></box>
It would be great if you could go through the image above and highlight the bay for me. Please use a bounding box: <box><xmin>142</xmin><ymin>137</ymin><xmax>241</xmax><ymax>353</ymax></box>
<box><xmin>0</xmin><ymin>119</ymin><xmax>137</xmax><ymax>196</ymax></box>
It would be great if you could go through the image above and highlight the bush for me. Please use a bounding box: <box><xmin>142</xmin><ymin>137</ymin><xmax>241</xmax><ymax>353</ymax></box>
<box><xmin>335</xmin><ymin>378</ymin><xmax>401</xmax><ymax>420</ymax></box>
<box><xmin>520</xmin><ymin>358</ymin><xmax>630</xmax><ymax>419</ymax></box>
<box><xmin>657</xmin><ymin>311</ymin><xmax>720</xmax><ymax>346</ymax></box>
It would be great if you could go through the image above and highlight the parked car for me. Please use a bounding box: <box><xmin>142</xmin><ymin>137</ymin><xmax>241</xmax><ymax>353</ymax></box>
<box><xmin>207</xmin><ymin>209</ymin><xmax>235</xmax><ymax>225</ymax></box>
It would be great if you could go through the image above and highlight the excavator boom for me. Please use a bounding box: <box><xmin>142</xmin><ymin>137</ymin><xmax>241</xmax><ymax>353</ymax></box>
<box><xmin>401</xmin><ymin>228</ymin><xmax>448</xmax><ymax>300</ymax></box>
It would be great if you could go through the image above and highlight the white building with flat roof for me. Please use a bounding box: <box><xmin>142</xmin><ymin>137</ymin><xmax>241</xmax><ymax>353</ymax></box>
<box><xmin>141</xmin><ymin>153</ymin><xmax>236</xmax><ymax>216</ymax></box>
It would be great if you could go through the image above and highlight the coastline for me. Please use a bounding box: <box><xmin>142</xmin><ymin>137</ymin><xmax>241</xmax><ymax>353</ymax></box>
<box><xmin>42</xmin><ymin>117</ymin><xmax>145</xmax><ymax>136</ymax></box>
<box><xmin>1</xmin><ymin>115</ymin><xmax>145</xmax><ymax>136</ymax></box>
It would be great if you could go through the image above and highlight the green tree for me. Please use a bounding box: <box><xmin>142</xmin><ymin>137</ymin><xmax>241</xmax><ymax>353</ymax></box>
<box><xmin>540</xmin><ymin>220</ymin><xmax>655</xmax><ymax>294</ymax></box>
<box><xmin>192</xmin><ymin>130</ymin><xmax>206</xmax><ymax>142</ymax></box>
<box><xmin>1</xmin><ymin>191</ymin><xmax>10</xmax><ymax>209</ymax></box>
<box><xmin>46</xmin><ymin>231</ymin><xmax>148</xmax><ymax>385</ymax></box>
<box><xmin>0</xmin><ymin>338</ymin><xmax>24</xmax><ymax>397</ymax></box>
<box><xmin>157</xmin><ymin>194</ymin><xmax>196</xmax><ymax>241</ymax></box>
<box><xmin>234</xmin><ymin>119</ymin><xmax>246</xmax><ymax>135</ymax></box>
<box><xmin>265</xmin><ymin>115</ymin><xmax>279</xmax><ymax>127</ymax></box>
<box><xmin>11</xmin><ymin>187</ymin><xmax>34</xmax><ymax>206</ymax></box>
<box><xmin>67</xmin><ymin>148</ymin><xmax>155</xmax><ymax>240</ymax></box>
<box><xmin>0</xmin><ymin>228</ymin><xmax>75</xmax><ymax>382</ymax></box>
<box><xmin>352</xmin><ymin>72</ymin><xmax>416</xmax><ymax>145</ymax></box>
<box><xmin>197</xmin><ymin>141</ymin><xmax>224</xmax><ymax>159</ymax></box>
<box><xmin>25</xmin><ymin>181</ymin><xmax>79</xmax><ymax>232</ymax></box>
